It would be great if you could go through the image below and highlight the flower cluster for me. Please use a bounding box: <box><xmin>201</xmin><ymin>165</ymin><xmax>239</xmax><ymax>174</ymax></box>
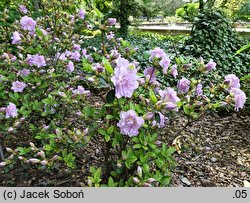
<box><xmin>117</xmin><ymin>110</ymin><xmax>144</xmax><ymax>136</ymax></box>
<box><xmin>159</xmin><ymin>88</ymin><xmax>180</xmax><ymax>111</ymax></box>
<box><xmin>20</xmin><ymin>16</ymin><xmax>37</xmax><ymax>31</ymax></box>
<box><xmin>111</xmin><ymin>57</ymin><xmax>139</xmax><ymax>98</ymax></box>
<box><xmin>224</xmin><ymin>74</ymin><xmax>246</xmax><ymax>111</ymax></box>
<box><xmin>26</xmin><ymin>54</ymin><xmax>46</xmax><ymax>68</ymax></box>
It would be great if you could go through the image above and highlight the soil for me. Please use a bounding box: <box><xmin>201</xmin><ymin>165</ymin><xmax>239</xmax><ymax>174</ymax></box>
<box><xmin>0</xmin><ymin>109</ymin><xmax>249</xmax><ymax>187</ymax></box>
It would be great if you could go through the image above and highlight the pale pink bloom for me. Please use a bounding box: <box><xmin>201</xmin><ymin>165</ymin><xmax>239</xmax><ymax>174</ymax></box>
<box><xmin>26</xmin><ymin>54</ymin><xmax>46</xmax><ymax>67</ymax></box>
<box><xmin>205</xmin><ymin>59</ymin><xmax>216</xmax><ymax>71</ymax></box>
<box><xmin>225</xmin><ymin>74</ymin><xmax>240</xmax><ymax>89</ymax></box>
<box><xmin>196</xmin><ymin>83</ymin><xmax>203</xmax><ymax>96</ymax></box>
<box><xmin>6</xmin><ymin>103</ymin><xmax>18</xmax><ymax>118</ymax></box>
<box><xmin>73</xmin><ymin>44</ymin><xmax>81</xmax><ymax>51</ymax></box>
<box><xmin>66</xmin><ymin>61</ymin><xmax>74</xmax><ymax>72</ymax></box>
<box><xmin>159</xmin><ymin>88</ymin><xmax>180</xmax><ymax>111</ymax></box>
<box><xmin>18</xmin><ymin>69</ymin><xmax>30</xmax><ymax>76</ymax></box>
<box><xmin>107</xmin><ymin>18</ymin><xmax>117</xmax><ymax>26</ymax></box>
<box><xmin>107</xmin><ymin>32</ymin><xmax>115</xmax><ymax>41</ymax></box>
<box><xmin>11</xmin><ymin>31</ymin><xmax>22</xmax><ymax>44</ymax></box>
<box><xmin>72</xmin><ymin>86</ymin><xmax>90</xmax><ymax>96</ymax></box>
<box><xmin>159</xmin><ymin>57</ymin><xmax>171</xmax><ymax>74</ymax></box>
<box><xmin>79</xmin><ymin>9</ymin><xmax>85</xmax><ymax>19</ymax></box>
<box><xmin>177</xmin><ymin>78</ymin><xmax>190</xmax><ymax>93</ymax></box>
<box><xmin>170</xmin><ymin>65</ymin><xmax>178</xmax><ymax>79</ymax></box>
<box><xmin>11</xmin><ymin>81</ymin><xmax>27</xmax><ymax>92</ymax></box>
<box><xmin>111</xmin><ymin>57</ymin><xmax>139</xmax><ymax>98</ymax></box>
<box><xmin>117</xmin><ymin>110</ymin><xmax>144</xmax><ymax>136</ymax></box>
<box><xmin>230</xmin><ymin>88</ymin><xmax>246</xmax><ymax>111</ymax></box>
<box><xmin>149</xmin><ymin>47</ymin><xmax>166</xmax><ymax>60</ymax></box>
<box><xmin>19</xmin><ymin>5</ymin><xmax>28</xmax><ymax>14</ymax></box>
<box><xmin>152</xmin><ymin>112</ymin><xmax>165</xmax><ymax>128</ymax></box>
<box><xmin>144</xmin><ymin>67</ymin><xmax>156</xmax><ymax>84</ymax></box>
<box><xmin>70</xmin><ymin>51</ymin><xmax>81</xmax><ymax>61</ymax></box>
<box><xmin>20</xmin><ymin>16</ymin><xmax>36</xmax><ymax>31</ymax></box>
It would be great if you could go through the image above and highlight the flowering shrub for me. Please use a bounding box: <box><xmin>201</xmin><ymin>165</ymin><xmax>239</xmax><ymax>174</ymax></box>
<box><xmin>0</xmin><ymin>2</ymin><xmax>247</xmax><ymax>187</ymax></box>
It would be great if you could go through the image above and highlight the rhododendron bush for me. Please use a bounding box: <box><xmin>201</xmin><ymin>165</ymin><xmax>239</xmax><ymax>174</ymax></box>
<box><xmin>0</xmin><ymin>2</ymin><xmax>247</xmax><ymax>187</ymax></box>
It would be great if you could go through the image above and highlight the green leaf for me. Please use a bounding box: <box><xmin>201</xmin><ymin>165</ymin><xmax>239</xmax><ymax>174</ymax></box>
<box><xmin>149</xmin><ymin>88</ymin><xmax>157</xmax><ymax>103</ymax></box>
<box><xmin>107</xmin><ymin>126</ymin><xmax>115</xmax><ymax>134</ymax></box>
<box><xmin>235</xmin><ymin>43</ymin><xmax>250</xmax><ymax>55</ymax></box>
<box><xmin>105</xmin><ymin>134</ymin><xmax>111</xmax><ymax>142</ymax></box>
<box><xmin>94</xmin><ymin>167</ymin><xmax>102</xmax><ymax>183</ymax></box>
<box><xmin>102</xmin><ymin>57</ymin><xmax>113</xmax><ymax>74</ymax></box>
<box><xmin>125</xmin><ymin>156</ymin><xmax>137</xmax><ymax>168</ymax></box>
<box><xmin>183</xmin><ymin>105</ymin><xmax>193</xmax><ymax>115</ymax></box>
<box><xmin>98</xmin><ymin>129</ymin><xmax>108</xmax><ymax>136</ymax></box>
<box><xmin>106</xmin><ymin>89</ymin><xmax>115</xmax><ymax>103</ymax></box>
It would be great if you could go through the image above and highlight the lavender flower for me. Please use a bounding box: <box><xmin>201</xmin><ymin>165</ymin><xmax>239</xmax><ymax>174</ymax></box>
<box><xmin>26</xmin><ymin>54</ymin><xmax>46</xmax><ymax>67</ymax></box>
<box><xmin>159</xmin><ymin>57</ymin><xmax>171</xmax><ymax>74</ymax></box>
<box><xmin>149</xmin><ymin>47</ymin><xmax>166</xmax><ymax>61</ymax></box>
<box><xmin>224</xmin><ymin>74</ymin><xmax>240</xmax><ymax>89</ymax></box>
<box><xmin>11</xmin><ymin>31</ymin><xmax>22</xmax><ymax>44</ymax></box>
<box><xmin>20</xmin><ymin>16</ymin><xmax>36</xmax><ymax>31</ymax></box>
<box><xmin>159</xmin><ymin>88</ymin><xmax>180</xmax><ymax>111</ymax></box>
<box><xmin>6</xmin><ymin>103</ymin><xmax>18</xmax><ymax>118</ymax></box>
<box><xmin>144</xmin><ymin>67</ymin><xmax>156</xmax><ymax>84</ymax></box>
<box><xmin>107</xmin><ymin>32</ymin><xmax>115</xmax><ymax>41</ymax></box>
<box><xmin>205</xmin><ymin>59</ymin><xmax>216</xmax><ymax>71</ymax></box>
<box><xmin>79</xmin><ymin>9</ymin><xmax>85</xmax><ymax>20</ymax></box>
<box><xmin>230</xmin><ymin>88</ymin><xmax>246</xmax><ymax>111</ymax></box>
<box><xmin>66</xmin><ymin>61</ymin><xmax>74</xmax><ymax>72</ymax></box>
<box><xmin>70</xmin><ymin>51</ymin><xmax>81</xmax><ymax>61</ymax></box>
<box><xmin>19</xmin><ymin>5</ymin><xmax>28</xmax><ymax>14</ymax></box>
<box><xmin>73</xmin><ymin>44</ymin><xmax>81</xmax><ymax>51</ymax></box>
<box><xmin>11</xmin><ymin>81</ymin><xmax>27</xmax><ymax>92</ymax></box>
<box><xmin>18</xmin><ymin>69</ymin><xmax>30</xmax><ymax>77</ymax></box>
<box><xmin>177</xmin><ymin>78</ymin><xmax>190</xmax><ymax>93</ymax></box>
<box><xmin>159</xmin><ymin>88</ymin><xmax>180</xmax><ymax>103</ymax></box>
<box><xmin>111</xmin><ymin>57</ymin><xmax>139</xmax><ymax>98</ymax></box>
<box><xmin>107</xmin><ymin>18</ymin><xmax>117</xmax><ymax>26</ymax></box>
<box><xmin>170</xmin><ymin>65</ymin><xmax>178</xmax><ymax>79</ymax></box>
<box><xmin>195</xmin><ymin>83</ymin><xmax>203</xmax><ymax>96</ymax></box>
<box><xmin>72</xmin><ymin>86</ymin><xmax>90</xmax><ymax>96</ymax></box>
<box><xmin>92</xmin><ymin>63</ymin><xmax>104</xmax><ymax>73</ymax></box>
<box><xmin>152</xmin><ymin>112</ymin><xmax>165</xmax><ymax>128</ymax></box>
<box><xmin>117</xmin><ymin>110</ymin><xmax>144</xmax><ymax>137</ymax></box>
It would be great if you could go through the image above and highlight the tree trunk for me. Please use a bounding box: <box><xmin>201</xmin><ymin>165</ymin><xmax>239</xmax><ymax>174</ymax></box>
<box><xmin>119</xmin><ymin>0</ymin><xmax>129</xmax><ymax>36</ymax></box>
<box><xmin>199</xmin><ymin>0</ymin><xmax>204</xmax><ymax>11</ymax></box>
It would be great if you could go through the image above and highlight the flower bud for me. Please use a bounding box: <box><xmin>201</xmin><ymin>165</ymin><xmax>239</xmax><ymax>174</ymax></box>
<box><xmin>83</xmin><ymin>128</ymin><xmax>89</xmax><ymax>135</ymax></box>
<box><xmin>137</xmin><ymin>166</ymin><xmax>142</xmax><ymax>178</ymax></box>
<box><xmin>144</xmin><ymin>112</ymin><xmax>155</xmax><ymax>120</ymax></box>
<box><xmin>29</xmin><ymin>158</ymin><xmax>41</xmax><ymax>164</ymax></box>
<box><xmin>147</xmin><ymin>178</ymin><xmax>156</xmax><ymax>183</ymax></box>
<box><xmin>52</xmin><ymin>155</ymin><xmax>58</xmax><ymax>161</ymax></box>
<box><xmin>6</xmin><ymin>148</ymin><xmax>13</xmax><ymax>153</ymax></box>
<box><xmin>143</xmin><ymin>183</ymin><xmax>152</xmax><ymax>187</ymax></box>
<box><xmin>37</xmin><ymin>150</ymin><xmax>45</xmax><ymax>159</ymax></box>
<box><xmin>30</xmin><ymin>142</ymin><xmax>35</xmax><ymax>148</ymax></box>
<box><xmin>8</xmin><ymin>127</ymin><xmax>14</xmax><ymax>132</ymax></box>
<box><xmin>18</xmin><ymin>156</ymin><xmax>24</xmax><ymax>160</ymax></box>
<box><xmin>133</xmin><ymin>177</ymin><xmax>140</xmax><ymax>184</ymax></box>
<box><xmin>41</xmin><ymin>160</ymin><xmax>48</xmax><ymax>166</ymax></box>
<box><xmin>0</xmin><ymin>162</ymin><xmax>7</xmax><ymax>167</ymax></box>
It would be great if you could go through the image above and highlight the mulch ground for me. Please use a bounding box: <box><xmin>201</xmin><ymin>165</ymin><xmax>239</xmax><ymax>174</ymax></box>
<box><xmin>0</xmin><ymin>109</ymin><xmax>249</xmax><ymax>187</ymax></box>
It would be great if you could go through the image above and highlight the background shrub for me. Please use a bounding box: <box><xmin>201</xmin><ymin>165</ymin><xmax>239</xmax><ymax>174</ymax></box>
<box><xmin>182</xmin><ymin>10</ymin><xmax>250</xmax><ymax>78</ymax></box>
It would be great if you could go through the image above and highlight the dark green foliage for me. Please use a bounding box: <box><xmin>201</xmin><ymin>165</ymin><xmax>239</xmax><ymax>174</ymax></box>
<box><xmin>182</xmin><ymin>10</ymin><xmax>250</xmax><ymax>77</ymax></box>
